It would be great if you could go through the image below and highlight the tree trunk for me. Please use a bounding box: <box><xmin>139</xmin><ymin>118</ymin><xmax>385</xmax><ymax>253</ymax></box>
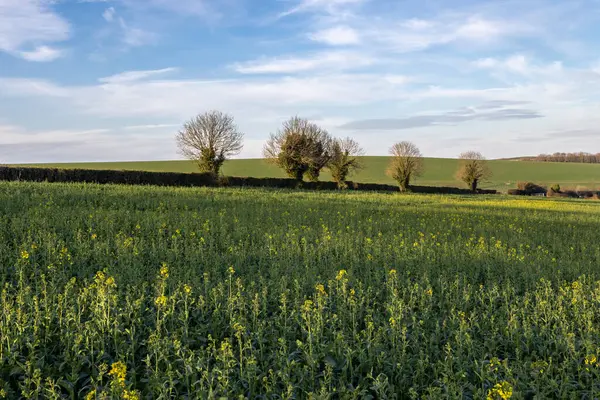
<box><xmin>471</xmin><ymin>179</ymin><xmax>478</xmax><ymax>192</ymax></box>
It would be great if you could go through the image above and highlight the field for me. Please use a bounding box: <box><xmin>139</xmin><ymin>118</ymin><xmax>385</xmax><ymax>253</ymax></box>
<box><xmin>18</xmin><ymin>157</ymin><xmax>600</xmax><ymax>192</ymax></box>
<box><xmin>2</xmin><ymin>181</ymin><xmax>600</xmax><ymax>399</ymax></box>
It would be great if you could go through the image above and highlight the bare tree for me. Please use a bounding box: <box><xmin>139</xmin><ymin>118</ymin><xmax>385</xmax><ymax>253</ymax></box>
<box><xmin>264</xmin><ymin>117</ymin><xmax>331</xmax><ymax>182</ymax></box>
<box><xmin>328</xmin><ymin>137</ymin><xmax>364</xmax><ymax>188</ymax></box>
<box><xmin>387</xmin><ymin>141</ymin><xmax>424</xmax><ymax>191</ymax></box>
<box><xmin>456</xmin><ymin>151</ymin><xmax>491</xmax><ymax>191</ymax></box>
<box><xmin>176</xmin><ymin>111</ymin><xmax>244</xmax><ymax>175</ymax></box>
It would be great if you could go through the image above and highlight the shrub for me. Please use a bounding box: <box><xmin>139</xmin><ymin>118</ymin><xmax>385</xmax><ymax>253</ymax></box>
<box><xmin>517</xmin><ymin>182</ymin><xmax>547</xmax><ymax>194</ymax></box>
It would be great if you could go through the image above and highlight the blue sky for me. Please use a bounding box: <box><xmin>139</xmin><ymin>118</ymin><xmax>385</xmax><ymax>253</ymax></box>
<box><xmin>1</xmin><ymin>0</ymin><xmax>600</xmax><ymax>163</ymax></box>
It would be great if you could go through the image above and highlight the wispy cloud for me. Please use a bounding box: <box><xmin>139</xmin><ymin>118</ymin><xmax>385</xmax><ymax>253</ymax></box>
<box><xmin>278</xmin><ymin>0</ymin><xmax>366</xmax><ymax>18</ymax></box>
<box><xmin>309</xmin><ymin>26</ymin><xmax>360</xmax><ymax>45</ymax></box>
<box><xmin>232</xmin><ymin>51</ymin><xmax>374</xmax><ymax>74</ymax></box>
<box><xmin>103</xmin><ymin>7</ymin><xmax>116</xmax><ymax>22</ymax></box>
<box><xmin>98</xmin><ymin>68</ymin><xmax>179</xmax><ymax>84</ymax></box>
<box><xmin>19</xmin><ymin>45</ymin><xmax>65</xmax><ymax>62</ymax></box>
<box><xmin>0</xmin><ymin>0</ymin><xmax>70</xmax><ymax>61</ymax></box>
<box><xmin>340</xmin><ymin>102</ymin><xmax>543</xmax><ymax>131</ymax></box>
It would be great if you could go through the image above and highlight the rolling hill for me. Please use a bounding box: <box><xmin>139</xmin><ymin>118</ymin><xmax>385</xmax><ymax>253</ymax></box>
<box><xmin>16</xmin><ymin>157</ymin><xmax>600</xmax><ymax>192</ymax></box>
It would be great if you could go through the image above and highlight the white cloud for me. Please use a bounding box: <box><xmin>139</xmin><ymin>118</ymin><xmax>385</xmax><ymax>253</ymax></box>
<box><xmin>232</xmin><ymin>51</ymin><xmax>374</xmax><ymax>74</ymax></box>
<box><xmin>103</xmin><ymin>7</ymin><xmax>116</xmax><ymax>22</ymax></box>
<box><xmin>0</xmin><ymin>0</ymin><xmax>70</xmax><ymax>60</ymax></box>
<box><xmin>118</xmin><ymin>18</ymin><xmax>157</xmax><ymax>47</ymax></box>
<box><xmin>309</xmin><ymin>26</ymin><xmax>360</xmax><ymax>45</ymax></box>
<box><xmin>99</xmin><ymin>68</ymin><xmax>179</xmax><ymax>84</ymax></box>
<box><xmin>19</xmin><ymin>45</ymin><xmax>64</xmax><ymax>62</ymax></box>
<box><xmin>454</xmin><ymin>17</ymin><xmax>503</xmax><ymax>40</ymax></box>
<box><xmin>279</xmin><ymin>0</ymin><xmax>366</xmax><ymax>18</ymax></box>
<box><xmin>473</xmin><ymin>54</ymin><xmax>564</xmax><ymax>77</ymax></box>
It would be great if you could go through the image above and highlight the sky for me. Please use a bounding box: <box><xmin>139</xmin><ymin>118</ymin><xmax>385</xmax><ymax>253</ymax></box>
<box><xmin>1</xmin><ymin>0</ymin><xmax>600</xmax><ymax>163</ymax></box>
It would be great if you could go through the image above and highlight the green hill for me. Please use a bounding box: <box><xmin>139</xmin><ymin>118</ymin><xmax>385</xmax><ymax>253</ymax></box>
<box><xmin>16</xmin><ymin>157</ymin><xmax>600</xmax><ymax>192</ymax></box>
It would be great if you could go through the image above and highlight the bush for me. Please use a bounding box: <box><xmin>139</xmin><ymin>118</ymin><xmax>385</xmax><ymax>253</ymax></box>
<box><xmin>517</xmin><ymin>182</ymin><xmax>547</xmax><ymax>194</ymax></box>
<box><xmin>550</xmin><ymin>184</ymin><xmax>561</xmax><ymax>193</ymax></box>
<box><xmin>508</xmin><ymin>189</ymin><xmax>527</xmax><ymax>196</ymax></box>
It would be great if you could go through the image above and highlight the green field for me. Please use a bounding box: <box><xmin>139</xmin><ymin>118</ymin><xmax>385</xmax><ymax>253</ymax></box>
<box><xmin>19</xmin><ymin>157</ymin><xmax>600</xmax><ymax>191</ymax></box>
<box><xmin>2</xmin><ymin>181</ymin><xmax>600</xmax><ymax>398</ymax></box>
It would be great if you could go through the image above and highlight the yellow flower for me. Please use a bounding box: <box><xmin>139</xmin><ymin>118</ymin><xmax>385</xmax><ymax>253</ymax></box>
<box><xmin>85</xmin><ymin>390</ymin><xmax>96</xmax><ymax>400</ymax></box>
<box><xmin>123</xmin><ymin>390</ymin><xmax>140</xmax><ymax>400</ymax></box>
<box><xmin>389</xmin><ymin>317</ymin><xmax>397</xmax><ymax>327</ymax></box>
<box><xmin>425</xmin><ymin>288</ymin><xmax>433</xmax><ymax>296</ymax></box>
<box><xmin>30</xmin><ymin>243</ymin><xmax>38</xmax><ymax>250</ymax></box>
<box><xmin>105</xmin><ymin>276</ymin><xmax>116</xmax><ymax>287</ymax></box>
<box><xmin>336</xmin><ymin>269</ymin><xmax>347</xmax><ymax>281</ymax></box>
<box><xmin>487</xmin><ymin>381</ymin><xmax>513</xmax><ymax>400</ymax></box>
<box><xmin>20</xmin><ymin>250</ymin><xmax>29</xmax><ymax>260</ymax></box>
<box><xmin>160</xmin><ymin>263</ymin><xmax>169</xmax><ymax>279</ymax></box>
<box><xmin>183</xmin><ymin>284</ymin><xmax>192</xmax><ymax>294</ymax></box>
<box><xmin>228</xmin><ymin>266</ymin><xmax>235</xmax><ymax>275</ymax></box>
<box><xmin>91</xmin><ymin>234</ymin><xmax>97</xmax><ymax>240</ymax></box>
<box><xmin>109</xmin><ymin>361</ymin><xmax>127</xmax><ymax>386</ymax></box>
<box><xmin>155</xmin><ymin>295</ymin><xmax>168</xmax><ymax>307</ymax></box>
<box><xmin>302</xmin><ymin>299</ymin><xmax>314</xmax><ymax>313</ymax></box>
<box><xmin>315</xmin><ymin>284</ymin><xmax>327</xmax><ymax>296</ymax></box>
<box><xmin>95</xmin><ymin>271</ymin><xmax>106</xmax><ymax>283</ymax></box>
<box><xmin>585</xmin><ymin>354</ymin><xmax>598</xmax><ymax>367</ymax></box>
<box><xmin>388</xmin><ymin>269</ymin><xmax>397</xmax><ymax>277</ymax></box>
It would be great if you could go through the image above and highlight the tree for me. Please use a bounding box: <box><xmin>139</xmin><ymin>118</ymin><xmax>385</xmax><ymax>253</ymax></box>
<box><xmin>327</xmin><ymin>137</ymin><xmax>364</xmax><ymax>188</ymax></box>
<box><xmin>386</xmin><ymin>141</ymin><xmax>424</xmax><ymax>191</ymax></box>
<box><xmin>456</xmin><ymin>151</ymin><xmax>491</xmax><ymax>191</ymax></box>
<box><xmin>264</xmin><ymin>117</ymin><xmax>332</xmax><ymax>182</ymax></box>
<box><xmin>176</xmin><ymin>111</ymin><xmax>244</xmax><ymax>176</ymax></box>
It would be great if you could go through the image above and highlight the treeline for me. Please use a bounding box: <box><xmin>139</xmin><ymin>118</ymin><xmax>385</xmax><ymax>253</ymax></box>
<box><xmin>176</xmin><ymin>111</ymin><xmax>494</xmax><ymax>192</ymax></box>
<box><xmin>508</xmin><ymin>182</ymin><xmax>600</xmax><ymax>199</ymax></box>
<box><xmin>533</xmin><ymin>152</ymin><xmax>600</xmax><ymax>163</ymax></box>
<box><xmin>0</xmin><ymin>166</ymin><xmax>497</xmax><ymax>195</ymax></box>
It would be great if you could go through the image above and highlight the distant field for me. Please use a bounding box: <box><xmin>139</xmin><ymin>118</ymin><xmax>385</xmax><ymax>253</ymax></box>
<box><xmin>17</xmin><ymin>157</ymin><xmax>600</xmax><ymax>191</ymax></box>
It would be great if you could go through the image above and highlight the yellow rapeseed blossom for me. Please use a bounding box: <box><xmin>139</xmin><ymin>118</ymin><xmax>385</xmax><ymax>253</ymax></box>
<box><xmin>123</xmin><ymin>390</ymin><xmax>140</xmax><ymax>400</ymax></box>
<box><xmin>105</xmin><ymin>276</ymin><xmax>116</xmax><ymax>287</ymax></box>
<box><xmin>155</xmin><ymin>295</ymin><xmax>168</xmax><ymax>308</ymax></box>
<box><xmin>336</xmin><ymin>269</ymin><xmax>347</xmax><ymax>281</ymax></box>
<box><xmin>228</xmin><ymin>266</ymin><xmax>235</xmax><ymax>275</ymax></box>
<box><xmin>95</xmin><ymin>271</ymin><xmax>106</xmax><ymax>283</ymax></box>
<box><xmin>315</xmin><ymin>284</ymin><xmax>327</xmax><ymax>296</ymax></box>
<box><xmin>585</xmin><ymin>354</ymin><xmax>599</xmax><ymax>369</ymax></box>
<box><xmin>160</xmin><ymin>263</ymin><xmax>169</xmax><ymax>279</ymax></box>
<box><xmin>183</xmin><ymin>284</ymin><xmax>192</xmax><ymax>294</ymax></box>
<box><xmin>91</xmin><ymin>233</ymin><xmax>97</xmax><ymax>240</ymax></box>
<box><xmin>85</xmin><ymin>389</ymin><xmax>96</xmax><ymax>400</ymax></box>
<box><xmin>302</xmin><ymin>299</ymin><xmax>314</xmax><ymax>313</ymax></box>
<box><xmin>425</xmin><ymin>288</ymin><xmax>433</xmax><ymax>296</ymax></box>
<box><xmin>487</xmin><ymin>381</ymin><xmax>513</xmax><ymax>400</ymax></box>
<box><xmin>389</xmin><ymin>269</ymin><xmax>397</xmax><ymax>277</ymax></box>
<box><xmin>21</xmin><ymin>250</ymin><xmax>29</xmax><ymax>260</ymax></box>
<box><xmin>109</xmin><ymin>361</ymin><xmax>127</xmax><ymax>386</ymax></box>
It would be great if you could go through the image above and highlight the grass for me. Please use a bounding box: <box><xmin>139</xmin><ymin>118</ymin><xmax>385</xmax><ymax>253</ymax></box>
<box><xmin>19</xmin><ymin>157</ymin><xmax>600</xmax><ymax>191</ymax></box>
<box><xmin>1</xmin><ymin>181</ymin><xmax>600</xmax><ymax>398</ymax></box>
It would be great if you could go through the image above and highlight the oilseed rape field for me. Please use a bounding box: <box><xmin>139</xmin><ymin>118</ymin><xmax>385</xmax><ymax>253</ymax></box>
<box><xmin>1</xmin><ymin>181</ymin><xmax>600</xmax><ymax>399</ymax></box>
